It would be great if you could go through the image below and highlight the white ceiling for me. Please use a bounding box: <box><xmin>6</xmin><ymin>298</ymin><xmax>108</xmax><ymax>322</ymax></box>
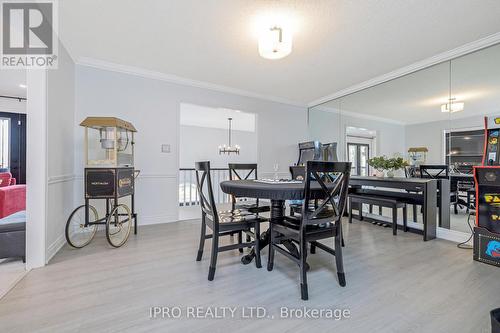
<box><xmin>0</xmin><ymin>69</ymin><xmax>27</xmax><ymax>98</ymax></box>
<box><xmin>315</xmin><ymin>43</ymin><xmax>500</xmax><ymax>125</ymax></box>
<box><xmin>58</xmin><ymin>0</ymin><xmax>500</xmax><ymax>105</ymax></box>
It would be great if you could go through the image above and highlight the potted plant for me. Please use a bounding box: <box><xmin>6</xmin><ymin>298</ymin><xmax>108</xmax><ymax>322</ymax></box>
<box><xmin>368</xmin><ymin>156</ymin><xmax>408</xmax><ymax>178</ymax></box>
<box><xmin>367</xmin><ymin>156</ymin><xmax>387</xmax><ymax>177</ymax></box>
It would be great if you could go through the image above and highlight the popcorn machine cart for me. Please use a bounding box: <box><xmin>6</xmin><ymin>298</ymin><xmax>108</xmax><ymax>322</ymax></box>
<box><xmin>65</xmin><ymin>117</ymin><xmax>138</xmax><ymax>248</ymax></box>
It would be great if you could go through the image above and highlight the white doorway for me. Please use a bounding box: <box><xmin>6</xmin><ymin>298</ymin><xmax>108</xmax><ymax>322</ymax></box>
<box><xmin>345</xmin><ymin>126</ymin><xmax>376</xmax><ymax>176</ymax></box>
<box><xmin>178</xmin><ymin>103</ymin><xmax>258</xmax><ymax>220</ymax></box>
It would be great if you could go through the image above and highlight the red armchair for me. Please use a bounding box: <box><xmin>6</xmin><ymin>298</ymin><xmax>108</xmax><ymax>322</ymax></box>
<box><xmin>0</xmin><ymin>172</ymin><xmax>26</xmax><ymax>219</ymax></box>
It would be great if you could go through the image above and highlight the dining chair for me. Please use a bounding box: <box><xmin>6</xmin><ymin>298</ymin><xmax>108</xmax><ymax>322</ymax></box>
<box><xmin>267</xmin><ymin>161</ymin><xmax>351</xmax><ymax>300</ymax></box>
<box><xmin>228</xmin><ymin>163</ymin><xmax>270</xmax><ymax>252</ymax></box>
<box><xmin>228</xmin><ymin>163</ymin><xmax>270</xmax><ymax>214</ymax></box>
<box><xmin>419</xmin><ymin>164</ymin><xmax>459</xmax><ymax>214</ymax></box>
<box><xmin>289</xmin><ymin>165</ymin><xmax>306</xmax><ymax>216</ymax></box>
<box><xmin>404</xmin><ymin>165</ymin><xmax>420</xmax><ymax>222</ymax></box>
<box><xmin>195</xmin><ymin>161</ymin><xmax>267</xmax><ymax>281</ymax></box>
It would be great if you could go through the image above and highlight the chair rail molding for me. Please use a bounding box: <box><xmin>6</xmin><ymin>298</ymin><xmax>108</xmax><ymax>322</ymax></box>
<box><xmin>48</xmin><ymin>174</ymin><xmax>76</xmax><ymax>185</ymax></box>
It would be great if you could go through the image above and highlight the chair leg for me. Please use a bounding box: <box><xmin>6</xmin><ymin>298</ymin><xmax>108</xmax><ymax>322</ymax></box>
<box><xmin>403</xmin><ymin>205</ymin><xmax>408</xmax><ymax>232</ymax></box>
<box><xmin>348</xmin><ymin>197</ymin><xmax>353</xmax><ymax>224</ymax></box>
<box><xmin>335</xmin><ymin>233</ymin><xmax>346</xmax><ymax>287</ymax></box>
<box><xmin>254</xmin><ymin>224</ymin><xmax>262</xmax><ymax>269</ymax></box>
<box><xmin>392</xmin><ymin>208</ymin><xmax>397</xmax><ymax>236</ymax></box>
<box><xmin>196</xmin><ymin>215</ymin><xmax>207</xmax><ymax>261</ymax></box>
<box><xmin>454</xmin><ymin>202</ymin><xmax>458</xmax><ymax>215</ymax></box>
<box><xmin>310</xmin><ymin>242</ymin><xmax>316</xmax><ymax>254</ymax></box>
<box><xmin>378</xmin><ymin>206</ymin><xmax>383</xmax><ymax>215</ymax></box>
<box><xmin>359</xmin><ymin>203</ymin><xmax>364</xmax><ymax>221</ymax></box>
<box><xmin>267</xmin><ymin>222</ymin><xmax>275</xmax><ymax>271</ymax></box>
<box><xmin>238</xmin><ymin>231</ymin><xmax>243</xmax><ymax>253</ymax></box>
<box><xmin>299</xmin><ymin>233</ymin><xmax>308</xmax><ymax>300</ymax></box>
<box><xmin>246</xmin><ymin>234</ymin><xmax>251</xmax><ymax>249</ymax></box>
<box><xmin>412</xmin><ymin>204</ymin><xmax>417</xmax><ymax>222</ymax></box>
<box><xmin>208</xmin><ymin>233</ymin><xmax>219</xmax><ymax>281</ymax></box>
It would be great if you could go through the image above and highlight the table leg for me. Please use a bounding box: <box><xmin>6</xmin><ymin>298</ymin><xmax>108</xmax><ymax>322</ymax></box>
<box><xmin>241</xmin><ymin>200</ymin><xmax>300</xmax><ymax>264</ymax></box>
<box><xmin>423</xmin><ymin>180</ymin><xmax>437</xmax><ymax>241</ymax></box>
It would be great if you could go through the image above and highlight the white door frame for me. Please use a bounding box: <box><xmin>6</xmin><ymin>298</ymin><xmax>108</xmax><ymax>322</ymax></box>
<box><xmin>25</xmin><ymin>69</ymin><xmax>48</xmax><ymax>269</ymax></box>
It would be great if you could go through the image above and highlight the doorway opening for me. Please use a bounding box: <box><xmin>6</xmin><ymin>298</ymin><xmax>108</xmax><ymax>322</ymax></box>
<box><xmin>346</xmin><ymin>126</ymin><xmax>376</xmax><ymax>176</ymax></box>
<box><xmin>0</xmin><ymin>72</ymin><xmax>28</xmax><ymax>299</ymax></box>
<box><xmin>178</xmin><ymin>103</ymin><xmax>258</xmax><ymax>221</ymax></box>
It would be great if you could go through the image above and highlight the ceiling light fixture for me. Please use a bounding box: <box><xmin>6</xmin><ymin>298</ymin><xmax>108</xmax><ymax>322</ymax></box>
<box><xmin>219</xmin><ymin>118</ymin><xmax>240</xmax><ymax>155</ymax></box>
<box><xmin>258</xmin><ymin>25</ymin><xmax>292</xmax><ymax>59</ymax></box>
<box><xmin>441</xmin><ymin>98</ymin><xmax>464</xmax><ymax>113</ymax></box>
<box><xmin>19</xmin><ymin>84</ymin><xmax>27</xmax><ymax>88</ymax></box>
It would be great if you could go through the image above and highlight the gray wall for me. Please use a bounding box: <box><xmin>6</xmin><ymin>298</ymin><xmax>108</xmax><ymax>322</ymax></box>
<box><xmin>75</xmin><ymin>65</ymin><xmax>309</xmax><ymax>224</ymax></box>
<box><xmin>179</xmin><ymin>125</ymin><xmax>258</xmax><ymax>169</ymax></box>
<box><xmin>309</xmin><ymin>109</ymin><xmax>407</xmax><ymax>160</ymax></box>
<box><xmin>405</xmin><ymin>115</ymin><xmax>485</xmax><ymax>164</ymax></box>
<box><xmin>46</xmin><ymin>44</ymin><xmax>75</xmax><ymax>262</ymax></box>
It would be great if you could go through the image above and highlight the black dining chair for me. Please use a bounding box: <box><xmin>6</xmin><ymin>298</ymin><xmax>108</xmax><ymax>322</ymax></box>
<box><xmin>405</xmin><ymin>165</ymin><xmax>420</xmax><ymax>222</ymax></box>
<box><xmin>289</xmin><ymin>166</ymin><xmax>306</xmax><ymax>216</ymax></box>
<box><xmin>267</xmin><ymin>161</ymin><xmax>351</xmax><ymax>300</ymax></box>
<box><xmin>195</xmin><ymin>161</ymin><xmax>267</xmax><ymax>281</ymax></box>
<box><xmin>228</xmin><ymin>163</ymin><xmax>270</xmax><ymax>252</ymax></box>
<box><xmin>419</xmin><ymin>164</ymin><xmax>459</xmax><ymax>214</ymax></box>
<box><xmin>228</xmin><ymin>163</ymin><xmax>270</xmax><ymax>214</ymax></box>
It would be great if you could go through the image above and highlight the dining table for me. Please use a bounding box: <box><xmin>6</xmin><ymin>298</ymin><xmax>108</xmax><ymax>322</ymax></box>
<box><xmin>220</xmin><ymin>179</ymin><xmax>333</xmax><ymax>265</ymax></box>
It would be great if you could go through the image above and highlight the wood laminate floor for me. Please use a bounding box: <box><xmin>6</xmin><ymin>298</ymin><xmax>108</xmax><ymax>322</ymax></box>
<box><xmin>0</xmin><ymin>219</ymin><xmax>498</xmax><ymax>333</ymax></box>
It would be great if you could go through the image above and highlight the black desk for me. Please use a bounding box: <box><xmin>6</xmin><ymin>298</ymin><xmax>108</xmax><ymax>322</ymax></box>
<box><xmin>349</xmin><ymin>176</ymin><xmax>446</xmax><ymax>241</ymax></box>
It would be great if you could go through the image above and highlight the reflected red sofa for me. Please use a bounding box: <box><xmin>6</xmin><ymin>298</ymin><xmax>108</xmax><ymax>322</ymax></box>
<box><xmin>0</xmin><ymin>172</ymin><xmax>26</xmax><ymax>219</ymax></box>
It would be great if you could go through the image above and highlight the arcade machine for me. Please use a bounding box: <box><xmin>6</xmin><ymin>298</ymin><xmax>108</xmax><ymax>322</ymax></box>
<box><xmin>322</xmin><ymin>142</ymin><xmax>339</xmax><ymax>162</ymax></box>
<box><xmin>295</xmin><ymin>141</ymin><xmax>339</xmax><ymax>165</ymax></box>
<box><xmin>474</xmin><ymin>115</ymin><xmax>500</xmax><ymax>267</ymax></box>
<box><xmin>296</xmin><ymin>141</ymin><xmax>323</xmax><ymax>165</ymax></box>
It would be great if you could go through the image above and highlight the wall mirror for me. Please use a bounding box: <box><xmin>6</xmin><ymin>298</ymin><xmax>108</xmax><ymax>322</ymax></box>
<box><xmin>309</xmin><ymin>42</ymin><xmax>500</xmax><ymax>237</ymax></box>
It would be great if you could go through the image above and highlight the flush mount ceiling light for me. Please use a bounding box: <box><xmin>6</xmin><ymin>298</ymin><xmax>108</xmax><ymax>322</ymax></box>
<box><xmin>258</xmin><ymin>25</ymin><xmax>292</xmax><ymax>59</ymax></box>
<box><xmin>441</xmin><ymin>98</ymin><xmax>465</xmax><ymax>113</ymax></box>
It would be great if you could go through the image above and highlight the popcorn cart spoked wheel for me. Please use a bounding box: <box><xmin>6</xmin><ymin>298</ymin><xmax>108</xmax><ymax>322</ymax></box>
<box><xmin>65</xmin><ymin>117</ymin><xmax>139</xmax><ymax>249</ymax></box>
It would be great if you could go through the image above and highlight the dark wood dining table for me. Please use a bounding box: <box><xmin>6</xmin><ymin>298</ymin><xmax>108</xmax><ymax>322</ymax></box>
<box><xmin>220</xmin><ymin>179</ymin><xmax>330</xmax><ymax>264</ymax></box>
<box><xmin>220</xmin><ymin>176</ymin><xmax>445</xmax><ymax>263</ymax></box>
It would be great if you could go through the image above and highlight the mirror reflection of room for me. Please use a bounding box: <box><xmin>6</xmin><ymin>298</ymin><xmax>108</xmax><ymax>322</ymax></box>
<box><xmin>309</xmin><ymin>43</ymin><xmax>500</xmax><ymax>238</ymax></box>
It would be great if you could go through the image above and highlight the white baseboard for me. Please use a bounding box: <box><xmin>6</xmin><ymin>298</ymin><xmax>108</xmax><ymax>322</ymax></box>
<box><xmin>362</xmin><ymin>212</ymin><xmax>471</xmax><ymax>244</ymax></box>
<box><xmin>46</xmin><ymin>234</ymin><xmax>66</xmax><ymax>264</ymax></box>
<box><xmin>437</xmin><ymin>227</ymin><xmax>472</xmax><ymax>244</ymax></box>
<box><xmin>139</xmin><ymin>214</ymin><xmax>179</xmax><ymax>226</ymax></box>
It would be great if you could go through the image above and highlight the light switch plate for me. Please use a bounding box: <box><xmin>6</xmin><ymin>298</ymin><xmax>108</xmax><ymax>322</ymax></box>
<box><xmin>161</xmin><ymin>144</ymin><xmax>171</xmax><ymax>153</ymax></box>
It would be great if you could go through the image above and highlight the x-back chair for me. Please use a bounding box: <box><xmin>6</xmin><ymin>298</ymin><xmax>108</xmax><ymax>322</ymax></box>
<box><xmin>195</xmin><ymin>161</ymin><xmax>267</xmax><ymax>281</ymax></box>
<box><xmin>267</xmin><ymin>161</ymin><xmax>351</xmax><ymax>300</ymax></box>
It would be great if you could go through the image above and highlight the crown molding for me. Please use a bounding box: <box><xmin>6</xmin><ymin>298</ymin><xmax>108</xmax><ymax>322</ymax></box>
<box><xmin>76</xmin><ymin>57</ymin><xmax>306</xmax><ymax>108</ymax></box>
<box><xmin>309</xmin><ymin>32</ymin><xmax>500</xmax><ymax>108</ymax></box>
<box><xmin>313</xmin><ymin>106</ymin><xmax>405</xmax><ymax>125</ymax></box>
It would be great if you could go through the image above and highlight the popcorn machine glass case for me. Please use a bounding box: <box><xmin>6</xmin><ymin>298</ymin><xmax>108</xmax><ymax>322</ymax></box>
<box><xmin>81</xmin><ymin>117</ymin><xmax>136</xmax><ymax>167</ymax></box>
